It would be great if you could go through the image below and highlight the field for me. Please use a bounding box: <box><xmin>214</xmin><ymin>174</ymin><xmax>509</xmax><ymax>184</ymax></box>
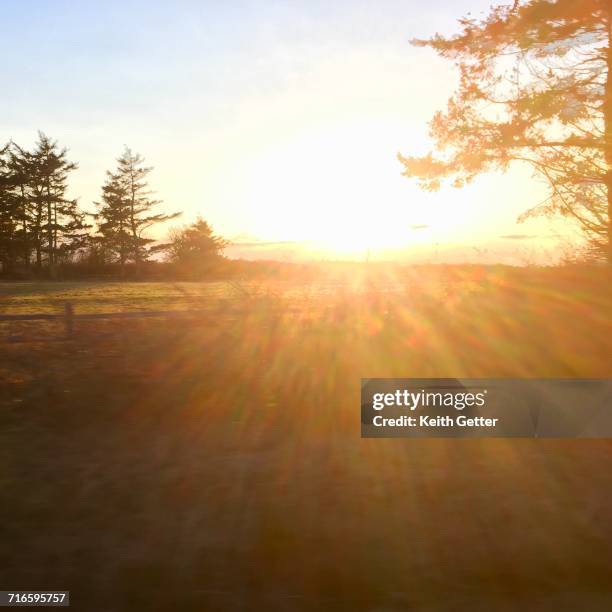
<box><xmin>0</xmin><ymin>280</ymin><xmax>241</xmax><ymax>315</ymax></box>
<box><xmin>1</xmin><ymin>265</ymin><xmax>612</xmax><ymax>610</ymax></box>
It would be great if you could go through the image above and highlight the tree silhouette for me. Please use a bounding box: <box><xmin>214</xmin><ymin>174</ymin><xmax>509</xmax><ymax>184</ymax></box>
<box><xmin>95</xmin><ymin>147</ymin><xmax>180</xmax><ymax>272</ymax></box>
<box><xmin>399</xmin><ymin>0</ymin><xmax>611</xmax><ymax>262</ymax></box>
<box><xmin>0</xmin><ymin>143</ymin><xmax>19</xmax><ymax>273</ymax></box>
<box><xmin>10</xmin><ymin>133</ymin><xmax>87</xmax><ymax>273</ymax></box>
<box><xmin>165</xmin><ymin>217</ymin><xmax>227</xmax><ymax>276</ymax></box>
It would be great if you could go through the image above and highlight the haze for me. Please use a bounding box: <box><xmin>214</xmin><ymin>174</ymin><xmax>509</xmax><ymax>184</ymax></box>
<box><xmin>1</xmin><ymin>0</ymin><xmax>574</xmax><ymax>264</ymax></box>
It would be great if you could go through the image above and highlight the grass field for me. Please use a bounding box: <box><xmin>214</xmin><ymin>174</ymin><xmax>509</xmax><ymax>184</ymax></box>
<box><xmin>1</xmin><ymin>265</ymin><xmax>611</xmax><ymax>610</ymax></box>
<box><xmin>0</xmin><ymin>281</ymin><xmax>240</xmax><ymax>314</ymax></box>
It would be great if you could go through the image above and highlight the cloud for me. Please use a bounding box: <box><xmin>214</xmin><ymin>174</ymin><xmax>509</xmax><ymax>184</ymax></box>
<box><xmin>499</xmin><ymin>234</ymin><xmax>536</xmax><ymax>240</ymax></box>
<box><xmin>229</xmin><ymin>240</ymin><xmax>303</xmax><ymax>248</ymax></box>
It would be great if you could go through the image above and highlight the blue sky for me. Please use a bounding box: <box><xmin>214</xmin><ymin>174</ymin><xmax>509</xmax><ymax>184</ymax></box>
<box><xmin>1</xmin><ymin>0</ymin><xmax>571</xmax><ymax>263</ymax></box>
<box><xmin>2</xmin><ymin>1</ymin><xmax>466</xmax><ymax>125</ymax></box>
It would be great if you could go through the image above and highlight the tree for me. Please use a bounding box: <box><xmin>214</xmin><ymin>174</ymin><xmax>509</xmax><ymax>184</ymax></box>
<box><xmin>398</xmin><ymin>0</ymin><xmax>612</xmax><ymax>262</ymax></box>
<box><xmin>7</xmin><ymin>144</ymin><xmax>35</xmax><ymax>268</ymax></box>
<box><xmin>95</xmin><ymin>147</ymin><xmax>180</xmax><ymax>271</ymax></box>
<box><xmin>165</xmin><ymin>217</ymin><xmax>227</xmax><ymax>274</ymax></box>
<box><xmin>13</xmin><ymin>133</ymin><xmax>87</xmax><ymax>271</ymax></box>
<box><xmin>0</xmin><ymin>143</ymin><xmax>19</xmax><ymax>273</ymax></box>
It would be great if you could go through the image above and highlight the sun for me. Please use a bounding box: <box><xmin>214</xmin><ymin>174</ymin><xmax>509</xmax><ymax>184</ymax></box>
<box><xmin>231</xmin><ymin>118</ymin><xmax>438</xmax><ymax>258</ymax></box>
<box><xmin>315</xmin><ymin>220</ymin><xmax>401</xmax><ymax>257</ymax></box>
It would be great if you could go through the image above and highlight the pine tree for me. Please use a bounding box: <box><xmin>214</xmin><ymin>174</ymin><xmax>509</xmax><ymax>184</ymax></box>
<box><xmin>398</xmin><ymin>0</ymin><xmax>611</xmax><ymax>262</ymax></box>
<box><xmin>7</xmin><ymin>144</ymin><xmax>35</xmax><ymax>268</ymax></box>
<box><xmin>0</xmin><ymin>143</ymin><xmax>19</xmax><ymax>273</ymax></box>
<box><xmin>166</xmin><ymin>217</ymin><xmax>227</xmax><ymax>272</ymax></box>
<box><xmin>95</xmin><ymin>147</ymin><xmax>180</xmax><ymax>271</ymax></box>
<box><xmin>13</xmin><ymin>133</ymin><xmax>86</xmax><ymax>271</ymax></box>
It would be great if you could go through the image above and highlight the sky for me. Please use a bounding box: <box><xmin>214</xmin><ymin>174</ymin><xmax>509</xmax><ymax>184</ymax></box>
<box><xmin>1</xmin><ymin>0</ymin><xmax>578</xmax><ymax>264</ymax></box>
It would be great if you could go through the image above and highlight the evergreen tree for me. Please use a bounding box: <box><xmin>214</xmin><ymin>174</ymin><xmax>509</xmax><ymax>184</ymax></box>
<box><xmin>0</xmin><ymin>143</ymin><xmax>19</xmax><ymax>273</ymax></box>
<box><xmin>8</xmin><ymin>144</ymin><xmax>35</xmax><ymax>268</ymax></box>
<box><xmin>95</xmin><ymin>147</ymin><xmax>180</xmax><ymax>270</ymax></box>
<box><xmin>13</xmin><ymin>133</ymin><xmax>86</xmax><ymax>270</ymax></box>
<box><xmin>166</xmin><ymin>217</ymin><xmax>227</xmax><ymax>271</ymax></box>
<box><xmin>398</xmin><ymin>0</ymin><xmax>612</xmax><ymax>262</ymax></box>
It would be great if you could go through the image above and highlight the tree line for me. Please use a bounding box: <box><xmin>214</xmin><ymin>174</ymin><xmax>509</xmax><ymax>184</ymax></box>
<box><xmin>0</xmin><ymin>132</ymin><xmax>226</xmax><ymax>278</ymax></box>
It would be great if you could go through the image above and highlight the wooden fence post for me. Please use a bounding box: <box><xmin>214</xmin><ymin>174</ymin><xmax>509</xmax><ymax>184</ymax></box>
<box><xmin>64</xmin><ymin>302</ymin><xmax>74</xmax><ymax>337</ymax></box>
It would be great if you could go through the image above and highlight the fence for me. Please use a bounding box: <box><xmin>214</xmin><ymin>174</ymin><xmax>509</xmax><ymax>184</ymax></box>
<box><xmin>0</xmin><ymin>301</ymin><xmax>306</xmax><ymax>340</ymax></box>
<box><xmin>0</xmin><ymin>302</ymin><xmax>225</xmax><ymax>339</ymax></box>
